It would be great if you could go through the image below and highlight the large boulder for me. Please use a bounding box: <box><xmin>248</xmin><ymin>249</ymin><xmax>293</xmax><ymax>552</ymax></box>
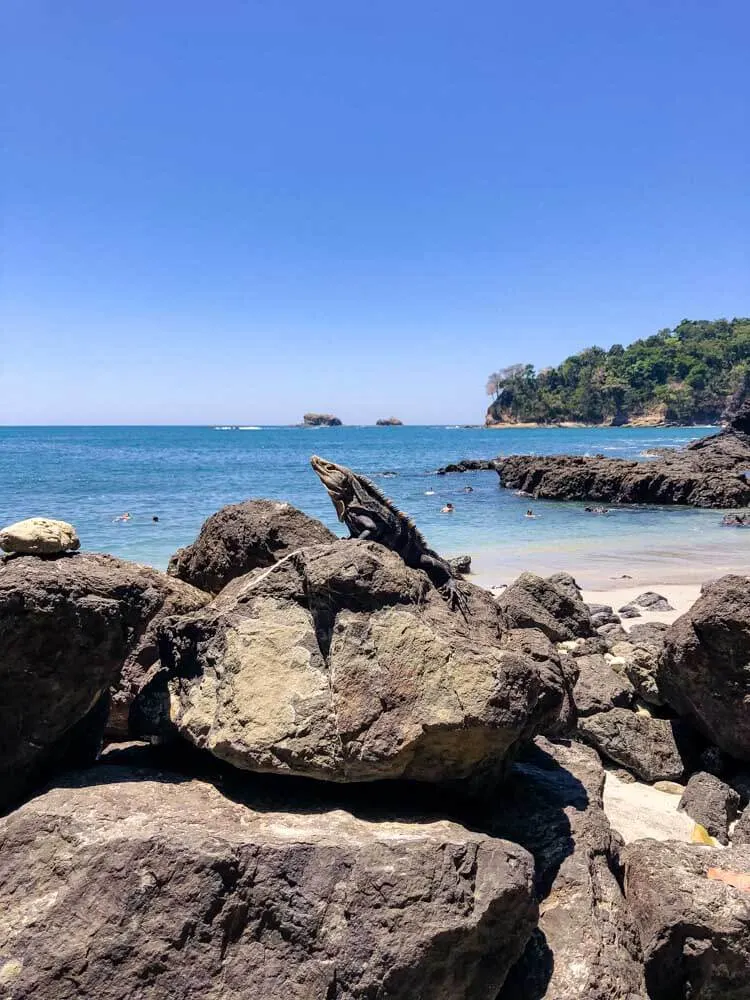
<box><xmin>0</xmin><ymin>765</ymin><xmax>537</xmax><ymax>999</ymax></box>
<box><xmin>134</xmin><ymin>541</ymin><xmax>569</xmax><ymax>785</ymax></box>
<box><xmin>0</xmin><ymin>517</ymin><xmax>80</xmax><ymax>555</ymax></box>
<box><xmin>658</xmin><ymin>575</ymin><xmax>750</xmax><ymax>761</ymax></box>
<box><xmin>0</xmin><ymin>553</ymin><xmax>209</xmax><ymax>809</ymax></box>
<box><xmin>577</xmin><ymin>708</ymin><xmax>689</xmax><ymax>783</ymax></box>
<box><xmin>497</xmin><ymin>571</ymin><xmax>592</xmax><ymax>642</ymax></box>
<box><xmin>677</xmin><ymin>771</ymin><xmax>740</xmax><ymax>845</ymax></box>
<box><xmin>493</xmin><ymin>738</ymin><xmax>647</xmax><ymax>1000</ymax></box>
<box><xmin>167</xmin><ymin>499</ymin><xmax>336</xmax><ymax>594</ymax></box>
<box><xmin>623</xmin><ymin>840</ymin><xmax>750</xmax><ymax>999</ymax></box>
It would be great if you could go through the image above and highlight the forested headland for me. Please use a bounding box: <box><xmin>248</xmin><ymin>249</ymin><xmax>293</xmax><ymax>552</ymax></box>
<box><xmin>486</xmin><ymin>318</ymin><xmax>750</xmax><ymax>426</ymax></box>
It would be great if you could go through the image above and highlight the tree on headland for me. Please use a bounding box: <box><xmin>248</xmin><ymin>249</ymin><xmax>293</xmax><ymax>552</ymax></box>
<box><xmin>486</xmin><ymin>318</ymin><xmax>750</xmax><ymax>425</ymax></box>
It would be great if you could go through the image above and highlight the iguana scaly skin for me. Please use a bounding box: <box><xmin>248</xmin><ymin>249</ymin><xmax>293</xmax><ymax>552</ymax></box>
<box><xmin>310</xmin><ymin>455</ymin><xmax>467</xmax><ymax>614</ymax></box>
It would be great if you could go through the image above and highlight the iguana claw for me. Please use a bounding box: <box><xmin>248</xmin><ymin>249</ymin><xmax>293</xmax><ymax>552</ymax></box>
<box><xmin>443</xmin><ymin>578</ymin><xmax>469</xmax><ymax>618</ymax></box>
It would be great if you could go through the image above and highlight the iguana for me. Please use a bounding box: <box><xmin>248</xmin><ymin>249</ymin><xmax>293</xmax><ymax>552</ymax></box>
<box><xmin>310</xmin><ymin>455</ymin><xmax>467</xmax><ymax>613</ymax></box>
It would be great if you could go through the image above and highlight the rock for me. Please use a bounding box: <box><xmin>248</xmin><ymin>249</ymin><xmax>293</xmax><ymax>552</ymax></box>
<box><xmin>0</xmin><ymin>766</ymin><xmax>537</xmax><ymax>999</ymax></box>
<box><xmin>546</xmin><ymin>571</ymin><xmax>584</xmax><ymax>604</ymax></box>
<box><xmin>578</xmin><ymin>708</ymin><xmax>689</xmax><ymax>782</ymax></box>
<box><xmin>497</xmin><ymin>450</ymin><xmax>750</xmax><ymax>508</ymax></box>
<box><xmin>573</xmin><ymin>654</ymin><xmax>635</xmax><ymax>716</ymax></box>
<box><xmin>167</xmin><ymin>499</ymin><xmax>336</xmax><ymax>594</ymax></box>
<box><xmin>623</xmin><ymin>840</ymin><xmax>750</xmax><ymax>999</ymax></box>
<box><xmin>436</xmin><ymin>458</ymin><xmax>500</xmax><ymax>474</ymax></box>
<box><xmin>448</xmin><ymin>553</ymin><xmax>472</xmax><ymax>575</ymax></box>
<box><xmin>733</xmin><ymin>803</ymin><xmax>750</xmax><ymax>845</ymax></box>
<box><xmin>653</xmin><ymin>780</ymin><xmax>686</xmax><ymax>795</ymax></box>
<box><xmin>678</xmin><ymin>772</ymin><xmax>740</xmax><ymax>845</ymax></box>
<box><xmin>0</xmin><ymin>517</ymin><xmax>80</xmax><ymax>555</ymax></box>
<box><xmin>633</xmin><ymin>591</ymin><xmax>674</xmax><ymax>611</ymax></box>
<box><xmin>0</xmin><ymin>552</ymin><xmax>209</xmax><ymax>810</ymax></box>
<box><xmin>135</xmin><ymin>541</ymin><xmax>569</xmax><ymax>785</ymax></box>
<box><xmin>375</xmin><ymin>417</ymin><xmax>403</xmax><ymax>425</ymax></box>
<box><xmin>497</xmin><ymin>571</ymin><xmax>592</xmax><ymax>642</ymax></box>
<box><xmin>559</xmin><ymin>635</ymin><xmax>609</xmax><ymax>656</ymax></box>
<box><xmin>302</xmin><ymin>412</ymin><xmax>342</xmax><ymax>426</ymax></box>
<box><xmin>658</xmin><ymin>574</ymin><xmax>750</xmax><ymax>761</ymax></box>
<box><xmin>598</xmin><ymin>623</ymin><xmax>630</xmax><ymax>644</ymax></box>
<box><xmin>493</xmin><ymin>738</ymin><xmax>647</xmax><ymax>1000</ymax></box>
<box><xmin>590</xmin><ymin>609</ymin><xmax>622</xmax><ymax>629</ymax></box>
<box><xmin>612</xmin><ymin>628</ymin><xmax>666</xmax><ymax>706</ymax></box>
<box><xmin>619</xmin><ymin>603</ymin><xmax>642</xmax><ymax>619</ymax></box>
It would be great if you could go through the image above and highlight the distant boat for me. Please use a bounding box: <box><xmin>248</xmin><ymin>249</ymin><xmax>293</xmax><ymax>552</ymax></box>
<box><xmin>238</xmin><ymin>426</ymin><xmax>261</xmax><ymax>430</ymax></box>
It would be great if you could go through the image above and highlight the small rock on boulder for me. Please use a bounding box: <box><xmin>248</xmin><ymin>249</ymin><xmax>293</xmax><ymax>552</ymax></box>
<box><xmin>733</xmin><ymin>803</ymin><xmax>750</xmax><ymax>845</ymax></box>
<box><xmin>168</xmin><ymin>499</ymin><xmax>336</xmax><ymax>594</ymax></box>
<box><xmin>136</xmin><ymin>541</ymin><xmax>569</xmax><ymax>785</ymax></box>
<box><xmin>623</xmin><ymin>839</ymin><xmax>750</xmax><ymax>1000</ymax></box>
<box><xmin>0</xmin><ymin>767</ymin><xmax>537</xmax><ymax>1000</ymax></box>
<box><xmin>573</xmin><ymin>654</ymin><xmax>635</xmax><ymax>717</ymax></box>
<box><xmin>0</xmin><ymin>517</ymin><xmax>80</xmax><ymax>555</ymax></box>
<box><xmin>678</xmin><ymin>771</ymin><xmax>740</xmax><ymax>845</ymax></box>
<box><xmin>658</xmin><ymin>575</ymin><xmax>750</xmax><ymax>761</ymax></box>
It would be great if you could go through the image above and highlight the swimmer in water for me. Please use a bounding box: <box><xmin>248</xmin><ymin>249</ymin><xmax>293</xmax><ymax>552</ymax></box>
<box><xmin>441</xmin><ymin>503</ymin><xmax>455</xmax><ymax>513</ymax></box>
<box><xmin>524</xmin><ymin>509</ymin><xmax>536</xmax><ymax>518</ymax></box>
<box><xmin>152</xmin><ymin>516</ymin><xmax>159</xmax><ymax>522</ymax></box>
<box><xmin>424</xmin><ymin>489</ymin><xmax>435</xmax><ymax>496</ymax></box>
<box><xmin>113</xmin><ymin>512</ymin><xmax>131</xmax><ymax>522</ymax></box>
<box><xmin>463</xmin><ymin>486</ymin><xmax>474</xmax><ymax>493</ymax></box>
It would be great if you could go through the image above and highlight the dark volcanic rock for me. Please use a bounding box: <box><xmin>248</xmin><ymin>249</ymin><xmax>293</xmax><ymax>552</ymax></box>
<box><xmin>619</xmin><ymin>604</ymin><xmax>642</xmax><ymax>619</ymax></box>
<box><xmin>609</xmin><ymin>625</ymin><xmax>668</xmax><ymax>706</ymax></box>
<box><xmin>658</xmin><ymin>574</ymin><xmax>750</xmax><ymax>761</ymax></box>
<box><xmin>632</xmin><ymin>591</ymin><xmax>674</xmax><ymax>611</ymax></box>
<box><xmin>375</xmin><ymin>417</ymin><xmax>403</xmax><ymax>425</ymax></box>
<box><xmin>623</xmin><ymin>840</ymin><xmax>750</xmax><ymax>1000</ymax></box>
<box><xmin>497</xmin><ymin>571</ymin><xmax>593</xmax><ymax>642</ymax></box>
<box><xmin>135</xmin><ymin>541</ymin><xmax>570</xmax><ymax>784</ymax></box>
<box><xmin>573</xmin><ymin>654</ymin><xmax>635</xmax><ymax>716</ymax></box>
<box><xmin>0</xmin><ymin>553</ymin><xmax>209</xmax><ymax>811</ymax></box>
<box><xmin>448</xmin><ymin>553</ymin><xmax>472</xmax><ymax>575</ymax></box>
<box><xmin>734</xmin><ymin>803</ymin><xmax>750</xmax><ymax>845</ymax></box>
<box><xmin>577</xmin><ymin>708</ymin><xmax>689</xmax><ymax>782</ymax></box>
<box><xmin>497</xmin><ymin>448</ymin><xmax>750</xmax><ymax>508</ymax></box>
<box><xmin>167</xmin><ymin>499</ymin><xmax>336</xmax><ymax>595</ymax></box>
<box><xmin>436</xmin><ymin>457</ymin><xmax>501</xmax><ymax>474</ymax></box>
<box><xmin>493</xmin><ymin>738</ymin><xmax>647</xmax><ymax>1000</ymax></box>
<box><xmin>678</xmin><ymin>771</ymin><xmax>740</xmax><ymax>845</ymax></box>
<box><xmin>0</xmin><ymin>766</ymin><xmax>537</xmax><ymax>1000</ymax></box>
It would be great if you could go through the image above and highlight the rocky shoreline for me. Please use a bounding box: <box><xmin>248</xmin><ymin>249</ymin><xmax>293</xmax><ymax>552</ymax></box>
<box><xmin>2</xmin><ymin>503</ymin><xmax>749</xmax><ymax>998</ymax></box>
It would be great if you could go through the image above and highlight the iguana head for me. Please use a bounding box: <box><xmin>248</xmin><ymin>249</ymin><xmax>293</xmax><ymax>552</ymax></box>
<box><xmin>310</xmin><ymin>455</ymin><xmax>353</xmax><ymax>521</ymax></box>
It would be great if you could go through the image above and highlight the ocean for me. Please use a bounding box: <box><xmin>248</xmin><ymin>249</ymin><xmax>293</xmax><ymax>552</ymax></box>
<box><xmin>2</xmin><ymin>424</ymin><xmax>748</xmax><ymax>588</ymax></box>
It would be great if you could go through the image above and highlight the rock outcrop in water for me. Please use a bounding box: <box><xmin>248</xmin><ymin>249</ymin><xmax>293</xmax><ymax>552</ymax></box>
<box><xmin>302</xmin><ymin>412</ymin><xmax>342</xmax><ymax>426</ymax></box>
<box><xmin>495</xmin><ymin>406</ymin><xmax>750</xmax><ymax>508</ymax></box>
<box><xmin>375</xmin><ymin>416</ymin><xmax>403</xmax><ymax>425</ymax></box>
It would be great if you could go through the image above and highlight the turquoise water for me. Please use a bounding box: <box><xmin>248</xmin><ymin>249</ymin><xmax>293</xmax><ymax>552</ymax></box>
<box><xmin>1</xmin><ymin>425</ymin><xmax>747</xmax><ymax>584</ymax></box>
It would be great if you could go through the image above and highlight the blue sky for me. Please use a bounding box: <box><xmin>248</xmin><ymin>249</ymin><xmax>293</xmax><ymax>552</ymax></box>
<box><xmin>2</xmin><ymin>0</ymin><xmax>748</xmax><ymax>424</ymax></box>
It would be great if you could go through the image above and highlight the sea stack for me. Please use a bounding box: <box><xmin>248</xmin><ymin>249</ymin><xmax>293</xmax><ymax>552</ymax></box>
<box><xmin>302</xmin><ymin>412</ymin><xmax>342</xmax><ymax>426</ymax></box>
<box><xmin>376</xmin><ymin>417</ymin><xmax>404</xmax><ymax>426</ymax></box>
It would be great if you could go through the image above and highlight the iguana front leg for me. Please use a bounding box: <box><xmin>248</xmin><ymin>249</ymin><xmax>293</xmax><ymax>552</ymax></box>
<box><xmin>418</xmin><ymin>553</ymin><xmax>468</xmax><ymax>617</ymax></box>
<box><xmin>345</xmin><ymin>512</ymin><xmax>381</xmax><ymax>542</ymax></box>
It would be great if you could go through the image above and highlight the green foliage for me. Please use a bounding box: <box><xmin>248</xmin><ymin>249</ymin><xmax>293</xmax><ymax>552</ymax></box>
<box><xmin>486</xmin><ymin>318</ymin><xmax>750</xmax><ymax>425</ymax></box>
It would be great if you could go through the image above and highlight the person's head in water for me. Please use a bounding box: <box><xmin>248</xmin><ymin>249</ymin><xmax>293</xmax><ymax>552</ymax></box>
<box><xmin>441</xmin><ymin>503</ymin><xmax>454</xmax><ymax>513</ymax></box>
<box><xmin>152</xmin><ymin>516</ymin><xmax>159</xmax><ymax>522</ymax></box>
